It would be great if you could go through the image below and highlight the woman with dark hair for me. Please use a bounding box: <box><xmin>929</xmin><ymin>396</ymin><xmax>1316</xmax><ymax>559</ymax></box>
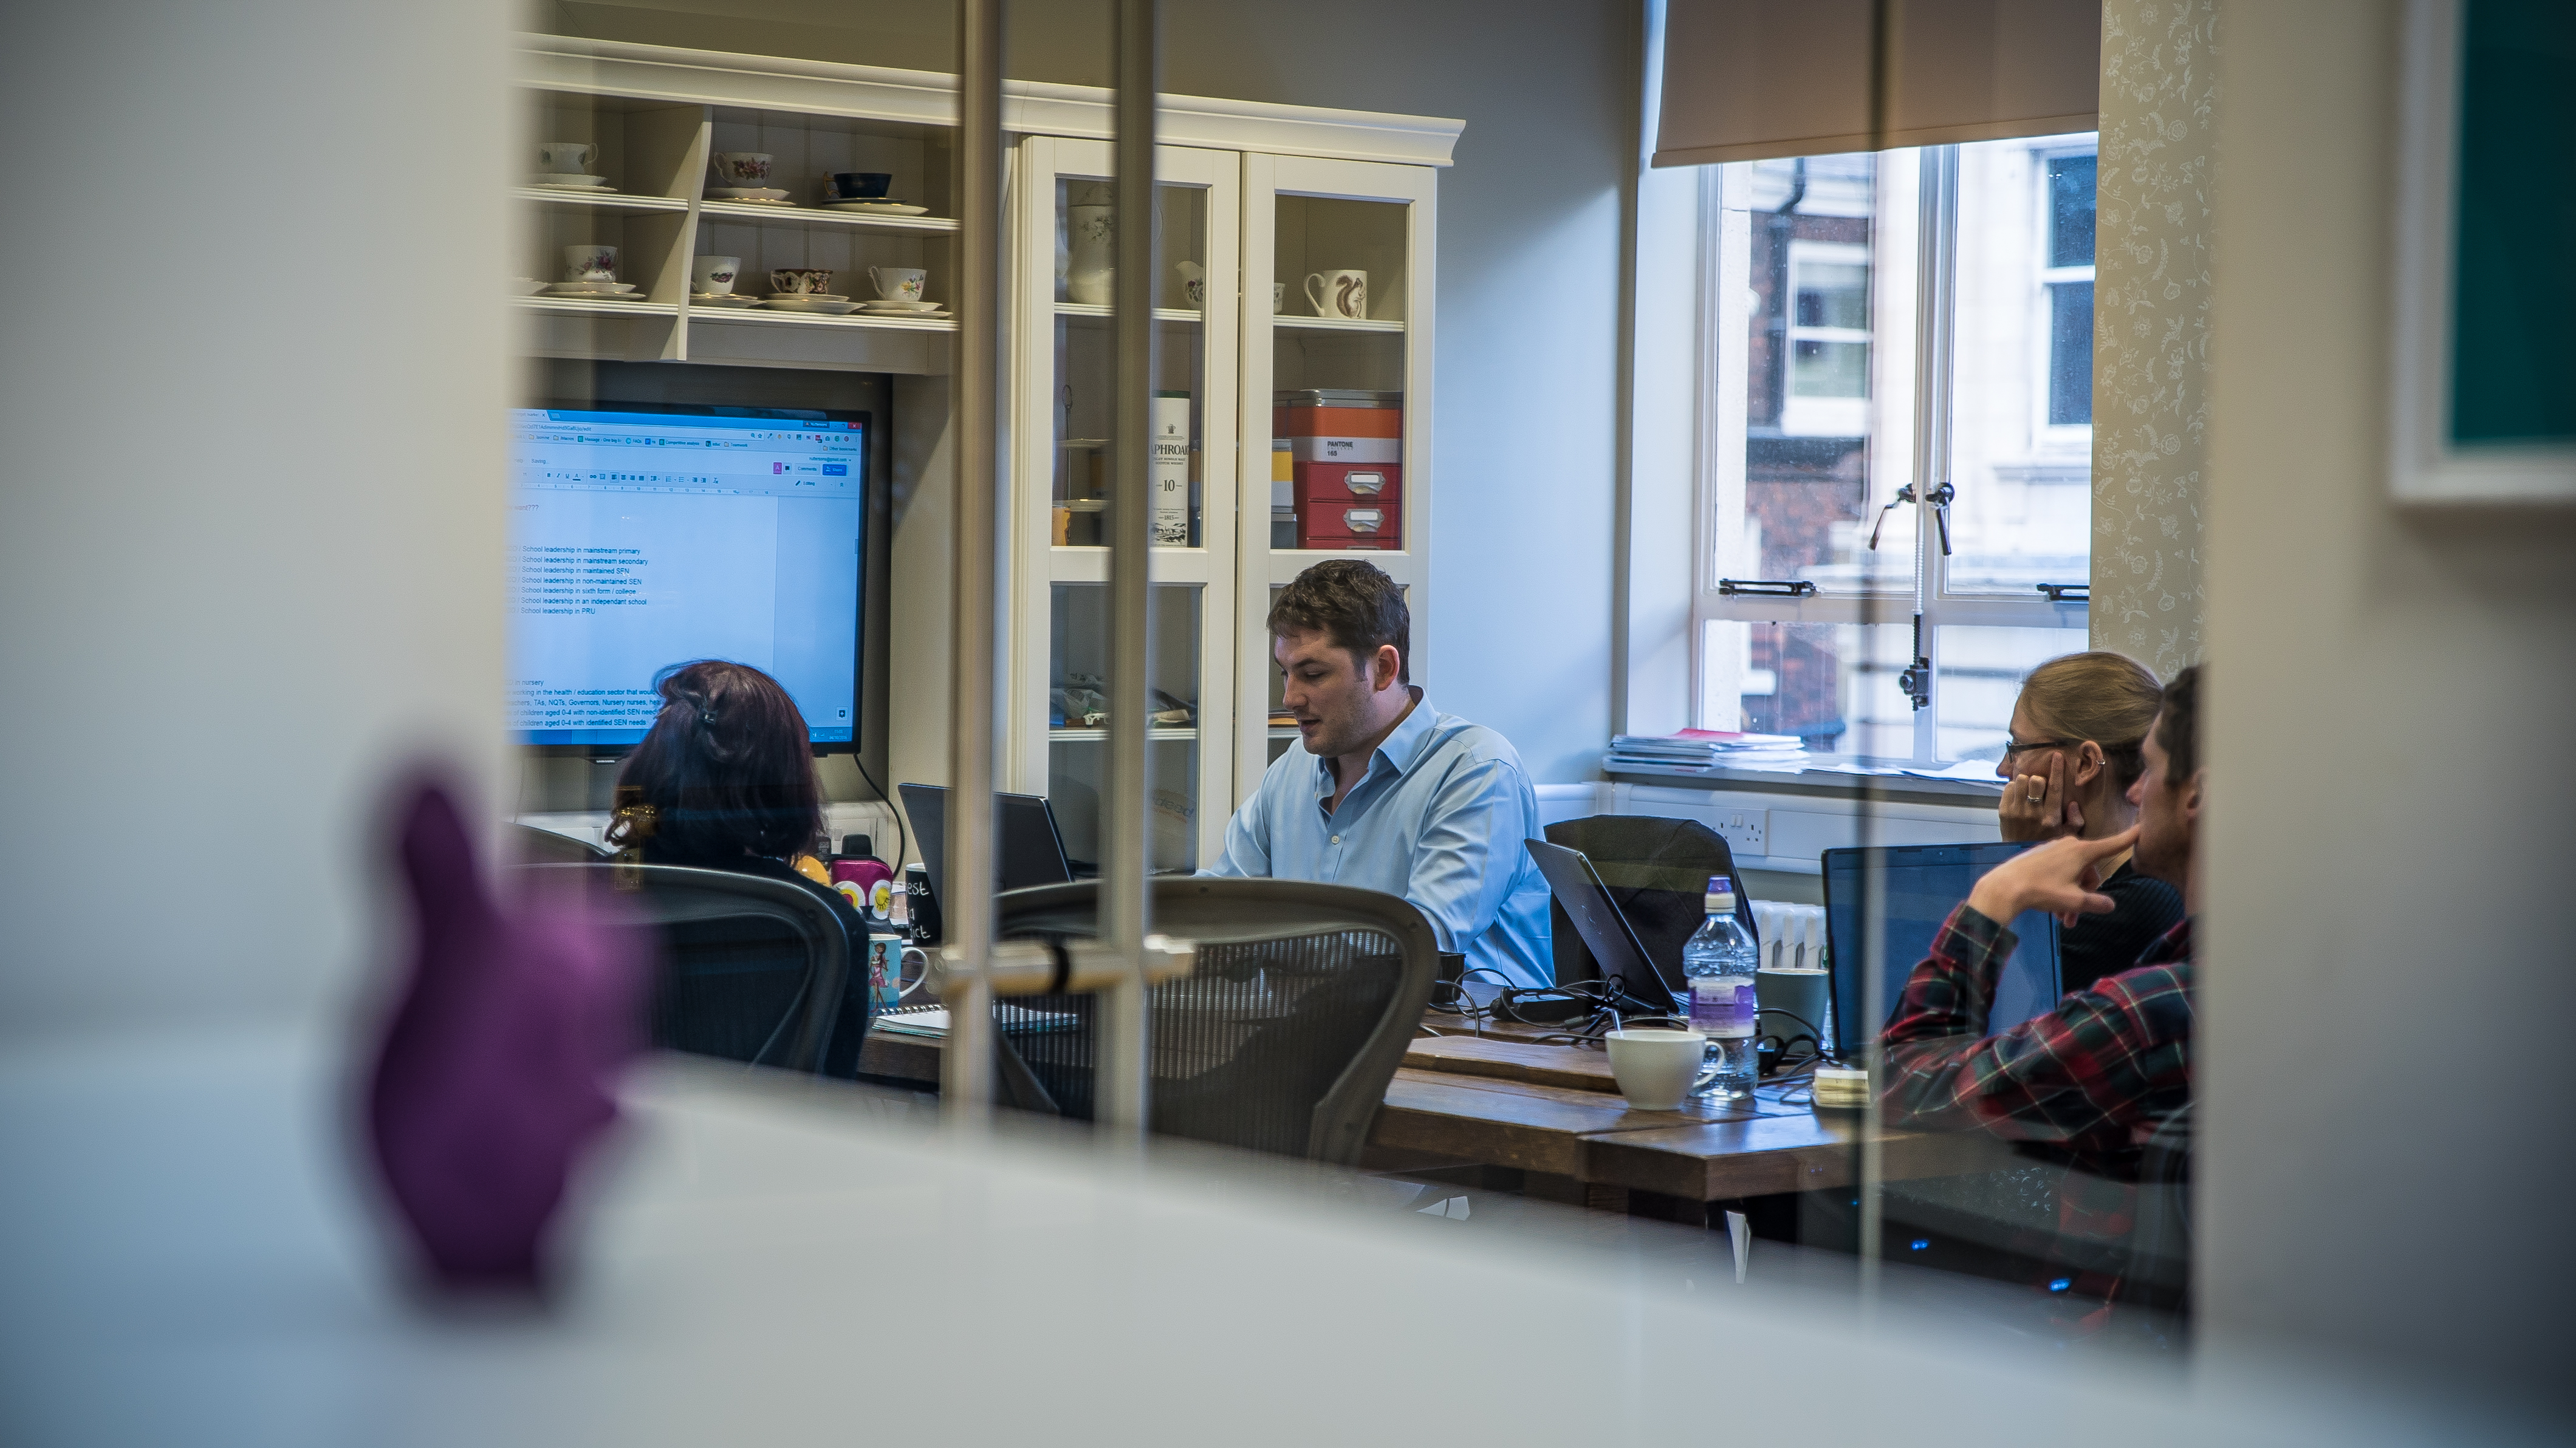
<box><xmin>605</xmin><ymin>659</ymin><xmax>832</xmax><ymax>879</ymax></box>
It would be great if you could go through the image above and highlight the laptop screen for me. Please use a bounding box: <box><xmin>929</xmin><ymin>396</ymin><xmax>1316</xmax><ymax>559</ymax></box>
<box><xmin>897</xmin><ymin>784</ymin><xmax>1076</xmax><ymax>913</ymax></box>
<box><xmin>1820</xmin><ymin>842</ymin><xmax>2064</xmax><ymax>1058</ymax></box>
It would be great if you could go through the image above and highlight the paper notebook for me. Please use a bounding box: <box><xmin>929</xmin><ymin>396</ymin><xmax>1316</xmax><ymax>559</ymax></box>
<box><xmin>871</xmin><ymin>1003</ymin><xmax>1080</xmax><ymax>1039</ymax></box>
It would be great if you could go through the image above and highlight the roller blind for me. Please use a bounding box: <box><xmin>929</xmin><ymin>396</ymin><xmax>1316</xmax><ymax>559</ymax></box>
<box><xmin>1651</xmin><ymin>0</ymin><xmax>2102</xmax><ymax>168</ymax></box>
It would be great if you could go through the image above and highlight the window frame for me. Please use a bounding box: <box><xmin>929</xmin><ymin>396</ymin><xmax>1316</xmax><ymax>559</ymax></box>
<box><xmin>1692</xmin><ymin>145</ymin><xmax>2091</xmax><ymax>762</ymax></box>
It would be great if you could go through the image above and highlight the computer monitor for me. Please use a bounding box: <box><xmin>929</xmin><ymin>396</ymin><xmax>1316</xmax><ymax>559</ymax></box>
<box><xmin>898</xmin><ymin>784</ymin><xmax>1077</xmax><ymax>918</ymax></box>
<box><xmin>509</xmin><ymin>403</ymin><xmax>868</xmax><ymax>753</ymax></box>
<box><xmin>1819</xmin><ymin>841</ymin><xmax>2064</xmax><ymax>1059</ymax></box>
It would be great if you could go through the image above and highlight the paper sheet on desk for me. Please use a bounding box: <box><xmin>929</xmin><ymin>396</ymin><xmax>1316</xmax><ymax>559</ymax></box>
<box><xmin>1899</xmin><ymin>759</ymin><xmax>2009</xmax><ymax>783</ymax></box>
<box><xmin>871</xmin><ymin>1004</ymin><xmax>1079</xmax><ymax>1039</ymax></box>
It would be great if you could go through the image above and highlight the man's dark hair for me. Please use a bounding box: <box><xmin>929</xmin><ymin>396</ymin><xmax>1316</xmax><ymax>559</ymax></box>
<box><xmin>1267</xmin><ymin>559</ymin><xmax>1410</xmax><ymax>683</ymax></box>
<box><xmin>2154</xmin><ymin>664</ymin><xmax>2202</xmax><ymax>784</ymax></box>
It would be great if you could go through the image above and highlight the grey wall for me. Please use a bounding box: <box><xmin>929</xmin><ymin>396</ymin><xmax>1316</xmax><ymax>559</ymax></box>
<box><xmin>2199</xmin><ymin>0</ymin><xmax>2576</xmax><ymax>1412</ymax></box>
<box><xmin>0</xmin><ymin>0</ymin><xmax>513</xmax><ymax>1036</ymax></box>
<box><xmin>534</xmin><ymin>0</ymin><xmax>1639</xmax><ymax>784</ymax></box>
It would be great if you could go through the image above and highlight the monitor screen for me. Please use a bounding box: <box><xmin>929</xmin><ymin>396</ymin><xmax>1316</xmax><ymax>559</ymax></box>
<box><xmin>1820</xmin><ymin>841</ymin><xmax>2064</xmax><ymax>1058</ymax></box>
<box><xmin>509</xmin><ymin>404</ymin><xmax>867</xmax><ymax>751</ymax></box>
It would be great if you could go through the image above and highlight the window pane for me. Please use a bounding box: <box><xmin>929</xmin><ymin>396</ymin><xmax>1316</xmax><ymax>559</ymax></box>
<box><xmin>1702</xmin><ymin>620</ymin><xmax>1914</xmax><ymax>756</ymax></box>
<box><xmin>2047</xmin><ymin>154</ymin><xmax>2097</xmax><ymax>268</ymax></box>
<box><xmin>1792</xmin><ymin>338</ymin><xmax>1869</xmax><ymax>397</ymax></box>
<box><xmin>1943</xmin><ymin>134</ymin><xmax>2096</xmax><ymax>595</ymax></box>
<box><xmin>1934</xmin><ymin>625</ymin><xmax>2092</xmax><ymax>761</ymax></box>
<box><xmin>1719</xmin><ymin>151</ymin><xmax>1916</xmax><ymax>592</ymax></box>
<box><xmin>1795</xmin><ymin>260</ymin><xmax>1869</xmax><ymax>329</ymax></box>
<box><xmin>2048</xmin><ymin>281</ymin><xmax>2094</xmax><ymax>425</ymax></box>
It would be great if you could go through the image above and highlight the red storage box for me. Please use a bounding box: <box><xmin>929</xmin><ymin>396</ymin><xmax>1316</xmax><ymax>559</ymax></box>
<box><xmin>1296</xmin><ymin>502</ymin><xmax>1400</xmax><ymax>550</ymax></box>
<box><xmin>1292</xmin><ymin>461</ymin><xmax>1400</xmax><ymax>508</ymax></box>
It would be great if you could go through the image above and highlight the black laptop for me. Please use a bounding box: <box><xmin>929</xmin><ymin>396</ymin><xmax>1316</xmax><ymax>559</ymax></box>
<box><xmin>1818</xmin><ymin>841</ymin><xmax>2064</xmax><ymax>1058</ymax></box>
<box><xmin>897</xmin><ymin>784</ymin><xmax>1078</xmax><ymax>923</ymax></box>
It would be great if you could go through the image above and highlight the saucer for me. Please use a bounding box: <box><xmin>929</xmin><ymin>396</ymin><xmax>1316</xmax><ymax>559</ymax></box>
<box><xmin>690</xmin><ymin>293</ymin><xmax>762</xmax><ymax>307</ymax></box>
<box><xmin>860</xmin><ymin>299</ymin><xmax>939</xmax><ymax>311</ymax></box>
<box><xmin>526</xmin><ymin>174</ymin><xmax>610</xmax><ymax>188</ymax></box>
<box><xmin>764</xmin><ymin>295</ymin><xmax>859</xmax><ymax>315</ymax></box>
<box><xmin>544</xmin><ymin>282</ymin><xmax>636</xmax><ymax>296</ymax></box>
<box><xmin>823</xmin><ymin>200</ymin><xmax>928</xmax><ymax>215</ymax></box>
<box><xmin>708</xmin><ymin>186</ymin><xmax>790</xmax><ymax>200</ymax></box>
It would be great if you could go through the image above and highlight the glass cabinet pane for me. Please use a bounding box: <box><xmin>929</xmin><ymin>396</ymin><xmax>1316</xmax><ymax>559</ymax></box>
<box><xmin>1048</xmin><ymin>581</ymin><xmax>1204</xmax><ymax>872</ymax></box>
<box><xmin>1270</xmin><ymin>195</ymin><xmax>1408</xmax><ymax>555</ymax></box>
<box><xmin>1053</xmin><ymin>180</ymin><xmax>1210</xmax><ymax>549</ymax></box>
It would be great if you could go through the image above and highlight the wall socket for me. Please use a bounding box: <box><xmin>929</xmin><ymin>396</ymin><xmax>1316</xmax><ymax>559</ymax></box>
<box><xmin>1711</xmin><ymin>807</ymin><xmax>1768</xmax><ymax>858</ymax></box>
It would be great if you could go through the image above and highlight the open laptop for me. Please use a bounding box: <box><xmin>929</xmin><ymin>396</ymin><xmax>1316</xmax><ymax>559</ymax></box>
<box><xmin>1523</xmin><ymin>839</ymin><xmax>1685</xmax><ymax>1016</ymax></box>
<box><xmin>897</xmin><ymin>784</ymin><xmax>1078</xmax><ymax>924</ymax></box>
<box><xmin>1819</xmin><ymin>841</ymin><xmax>2064</xmax><ymax>1059</ymax></box>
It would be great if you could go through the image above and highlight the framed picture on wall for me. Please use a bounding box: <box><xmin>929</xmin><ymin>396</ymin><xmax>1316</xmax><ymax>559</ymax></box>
<box><xmin>2389</xmin><ymin>0</ymin><xmax>2576</xmax><ymax>504</ymax></box>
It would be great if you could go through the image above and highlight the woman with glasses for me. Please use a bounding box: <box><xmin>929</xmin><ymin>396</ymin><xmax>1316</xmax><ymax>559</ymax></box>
<box><xmin>1995</xmin><ymin>651</ymin><xmax>2185</xmax><ymax>993</ymax></box>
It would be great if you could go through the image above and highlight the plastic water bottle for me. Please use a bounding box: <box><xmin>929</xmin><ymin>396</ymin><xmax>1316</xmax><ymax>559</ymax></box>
<box><xmin>1682</xmin><ymin>875</ymin><xmax>1761</xmax><ymax>1098</ymax></box>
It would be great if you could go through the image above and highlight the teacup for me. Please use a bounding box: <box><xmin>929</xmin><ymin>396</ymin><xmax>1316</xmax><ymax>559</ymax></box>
<box><xmin>691</xmin><ymin>254</ymin><xmax>741</xmax><ymax>296</ymax></box>
<box><xmin>769</xmin><ymin>267</ymin><xmax>834</xmax><ymax>295</ymax></box>
<box><xmin>562</xmin><ymin>244</ymin><xmax>618</xmax><ymax>282</ymax></box>
<box><xmin>1605</xmin><ymin>1029</ymin><xmax>1713</xmax><ymax>1111</ymax></box>
<box><xmin>536</xmin><ymin>141</ymin><xmax>594</xmax><ymax>174</ymax></box>
<box><xmin>1305</xmin><ymin>268</ymin><xmax>1368</xmax><ymax>319</ymax></box>
<box><xmin>712</xmin><ymin>151</ymin><xmax>774</xmax><ymax>186</ymax></box>
<box><xmin>828</xmin><ymin>171</ymin><xmax>893</xmax><ymax>200</ymax></box>
<box><xmin>867</xmin><ymin>265</ymin><xmax>927</xmax><ymax>301</ymax></box>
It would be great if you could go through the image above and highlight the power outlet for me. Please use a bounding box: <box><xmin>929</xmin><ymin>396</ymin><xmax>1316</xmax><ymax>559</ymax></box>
<box><xmin>1713</xmin><ymin>807</ymin><xmax>1767</xmax><ymax>858</ymax></box>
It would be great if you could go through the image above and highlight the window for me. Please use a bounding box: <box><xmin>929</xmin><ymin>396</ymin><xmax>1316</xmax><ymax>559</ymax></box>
<box><xmin>1697</xmin><ymin>134</ymin><xmax>2098</xmax><ymax>760</ymax></box>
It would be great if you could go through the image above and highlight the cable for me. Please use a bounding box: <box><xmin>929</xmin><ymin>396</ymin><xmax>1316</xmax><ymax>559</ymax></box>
<box><xmin>849</xmin><ymin>750</ymin><xmax>909</xmax><ymax>872</ymax></box>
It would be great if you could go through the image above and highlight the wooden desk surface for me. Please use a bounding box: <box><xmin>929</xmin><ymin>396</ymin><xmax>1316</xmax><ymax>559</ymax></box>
<box><xmin>857</xmin><ymin>1013</ymin><xmax>2008</xmax><ymax>1203</ymax></box>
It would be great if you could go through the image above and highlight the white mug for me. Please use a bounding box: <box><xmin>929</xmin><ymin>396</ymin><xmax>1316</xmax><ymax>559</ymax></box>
<box><xmin>1272</xmin><ymin>281</ymin><xmax>1286</xmax><ymax>313</ymax></box>
<box><xmin>562</xmin><ymin>244</ymin><xmax>617</xmax><ymax>281</ymax></box>
<box><xmin>1304</xmin><ymin>268</ymin><xmax>1367</xmax><ymax>319</ymax></box>
<box><xmin>691</xmin><ymin>254</ymin><xmax>741</xmax><ymax>296</ymax></box>
<box><xmin>536</xmin><ymin>141</ymin><xmax>593</xmax><ymax>174</ymax></box>
<box><xmin>1605</xmin><ymin>1029</ymin><xmax>1715</xmax><ymax>1110</ymax></box>
<box><xmin>868</xmin><ymin>265</ymin><xmax>927</xmax><ymax>301</ymax></box>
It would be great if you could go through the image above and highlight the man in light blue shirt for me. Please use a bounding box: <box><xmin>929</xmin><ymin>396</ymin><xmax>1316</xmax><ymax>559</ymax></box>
<box><xmin>1204</xmin><ymin>560</ymin><xmax>1554</xmax><ymax>987</ymax></box>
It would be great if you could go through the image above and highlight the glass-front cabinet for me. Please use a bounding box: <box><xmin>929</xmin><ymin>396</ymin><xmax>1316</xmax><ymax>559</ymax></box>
<box><xmin>1006</xmin><ymin>141</ymin><xmax>1438</xmax><ymax>870</ymax></box>
<box><xmin>1009</xmin><ymin>138</ymin><xmax>1243</xmax><ymax>872</ymax></box>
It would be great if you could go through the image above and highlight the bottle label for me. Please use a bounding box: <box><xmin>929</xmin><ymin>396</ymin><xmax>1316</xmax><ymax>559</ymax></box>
<box><xmin>1691</xmin><ymin>977</ymin><xmax>1756</xmax><ymax>1038</ymax></box>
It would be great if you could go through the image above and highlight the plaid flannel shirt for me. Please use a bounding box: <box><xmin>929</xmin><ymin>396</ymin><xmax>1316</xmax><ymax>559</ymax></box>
<box><xmin>1879</xmin><ymin>904</ymin><xmax>2194</xmax><ymax>1172</ymax></box>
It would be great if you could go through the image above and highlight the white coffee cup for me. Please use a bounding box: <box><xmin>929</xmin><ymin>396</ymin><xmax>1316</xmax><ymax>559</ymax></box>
<box><xmin>562</xmin><ymin>244</ymin><xmax>617</xmax><ymax>281</ymax></box>
<box><xmin>1304</xmin><ymin>268</ymin><xmax>1368</xmax><ymax>319</ymax></box>
<box><xmin>536</xmin><ymin>141</ymin><xmax>594</xmax><ymax>174</ymax></box>
<box><xmin>868</xmin><ymin>265</ymin><xmax>927</xmax><ymax>301</ymax></box>
<box><xmin>1272</xmin><ymin>281</ymin><xmax>1286</xmax><ymax>312</ymax></box>
<box><xmin>711</xmin><ymin>151</ymin><xmax>773</xmax><ymax>186</ymax></box>
<box><xmin>1606</xmin><ymin>1029</ymin><xmax>1714</xmax><ymax>1110</ymax></box>
<box><xmin>691</xmin><ymin>254</ymin><xmax>741</xmax><ymax>296</ymax></box>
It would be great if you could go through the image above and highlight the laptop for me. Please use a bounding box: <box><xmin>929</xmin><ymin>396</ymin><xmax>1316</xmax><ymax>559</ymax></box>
<box><xmin>1818</xmin><ymin>841</ymin><xmax>2064</xmax><ymax>1059</ymax></box>
<box><xmin>897</xmin><ymin>784</ymin><xmax>1078</xmax><ymax>923</ymax></box>
<box><xmin>1523</xmin><ymin>839</ymin><xmax>1685</xmax><ymax>1016</ymax></box>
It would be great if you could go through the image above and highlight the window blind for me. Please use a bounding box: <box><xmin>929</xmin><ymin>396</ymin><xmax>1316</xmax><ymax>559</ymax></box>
<box><xmin>1651</xmin><ymin>0</ymin><xmax>2102</xmax><ymax>168</ymax></box>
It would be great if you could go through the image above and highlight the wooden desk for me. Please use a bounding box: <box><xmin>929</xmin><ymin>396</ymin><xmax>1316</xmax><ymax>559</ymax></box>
<box><xmin>854</xmin><ymin>1015</ymin><xmax>2013</xmax><ymax>1204</ymax></box>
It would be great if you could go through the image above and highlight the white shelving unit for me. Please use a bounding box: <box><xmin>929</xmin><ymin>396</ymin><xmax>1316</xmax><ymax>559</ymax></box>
<box><xmin>510</xmin><ymin>35</ymin><xmax>1459</xmax><ymax>842</ymax></box>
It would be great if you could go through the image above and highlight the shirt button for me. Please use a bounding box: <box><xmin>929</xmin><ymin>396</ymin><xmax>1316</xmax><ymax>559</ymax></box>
<box><xmin>1330</xmin><ymin>835</ymin><xmax>1340</xmax><ymax>844</ymax></box>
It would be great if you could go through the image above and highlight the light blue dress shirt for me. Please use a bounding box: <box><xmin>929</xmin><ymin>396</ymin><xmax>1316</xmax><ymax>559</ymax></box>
<box><xmin>1205</xmin><ymin>690</ymin><xmax>1555</xmax><ymax>988</ymax></box>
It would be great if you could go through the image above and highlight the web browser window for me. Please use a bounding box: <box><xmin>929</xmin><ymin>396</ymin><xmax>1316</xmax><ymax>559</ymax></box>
<box><xmin>509</xmin><ymin>408</ymin><xmax>865</xmax><ymax>748</ymax></box>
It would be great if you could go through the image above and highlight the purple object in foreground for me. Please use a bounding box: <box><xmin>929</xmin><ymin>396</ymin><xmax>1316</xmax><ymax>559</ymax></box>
<box><xmin>367</xmin><ymin>780</ymin><xmax>645</xmax><ymax>1291</ymax></box>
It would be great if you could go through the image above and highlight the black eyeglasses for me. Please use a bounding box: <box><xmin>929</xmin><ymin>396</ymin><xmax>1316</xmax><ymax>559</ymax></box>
<box><xmin>2000</xmin><ymin>737</ymin><xmax>2075</xmax><ymax>759</ymax></box>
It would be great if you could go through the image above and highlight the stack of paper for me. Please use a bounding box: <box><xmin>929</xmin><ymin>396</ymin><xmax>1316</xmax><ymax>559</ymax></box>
<box><xmin>1605</xmin><ymin>728</ymin><xmax>1809</xmax><ymax>774</ymax></box>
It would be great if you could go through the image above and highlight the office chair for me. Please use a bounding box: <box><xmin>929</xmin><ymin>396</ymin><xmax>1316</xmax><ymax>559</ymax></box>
<box><xmin>988</xmin><ymin>877</ymin><xmax>1440</xmax><ymax>1164</ymax></box>
<box><xmin>508</xmin><ymin>821</ymin><xmax>613</xmax><ymax>864</ymax></box>
<box><xmin>514</xmin><ymin>862</ymin><xmax>866</xmax><ymax>1078</ymax></box>
<box><xmin>1541</xmin><ymin>814</ymin><xmax>1755</xmax><ymax>990</ymax></box>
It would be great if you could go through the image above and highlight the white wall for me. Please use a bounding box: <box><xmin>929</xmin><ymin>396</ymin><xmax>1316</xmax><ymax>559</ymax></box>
<box><xmin>0</xmin><ymin>1</ymin><xmax>513</xmax><ymax>1037</ymax></box>
<box><xmin>2199</xmin><ymin>0</ymin><xmax>2576</xmax><ymax>1409</ymax></box>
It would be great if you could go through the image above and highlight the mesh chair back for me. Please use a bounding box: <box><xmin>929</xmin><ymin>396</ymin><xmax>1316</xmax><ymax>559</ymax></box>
<box><xmin>1541</xmin><ymin>815</ymin><xmax>1754</xmax><ymax>989</ymax></box>
<box><xmin>992</xmin><ymin>878</ymin><xmax>1439</xmax><ymax>1163</ymax></box>
<box><xmin>515</xmin><ymin>862</ymin><xmax>865</xmax><ymax>1077</ymax></box>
